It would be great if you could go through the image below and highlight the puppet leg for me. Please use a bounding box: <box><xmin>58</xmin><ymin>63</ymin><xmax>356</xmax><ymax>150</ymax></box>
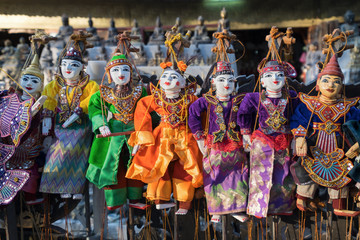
<box><xmin>296</xmin><ymin>183</ymin><xmax>318</xmax><ymax>211</ymax></box>
<box><xmin>172</xmin><ymin>160</ymin><xmax>194</xmax><ymax>215</ymax></box>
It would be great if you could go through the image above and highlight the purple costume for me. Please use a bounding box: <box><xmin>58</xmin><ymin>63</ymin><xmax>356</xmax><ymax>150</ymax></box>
<box><xmin>189</xmin><ymin>94</ymin><xmax>248</xmax><ymax>215</ymax></box>
<box><xmin>238</xmin><ymin>90</ymin><xmax>298</xmax><ymax>218</ymax></box>
<box><xmin>0</xmin><ymin>91</ymin><xmax>31</xmax><ymax>204</ymax></box>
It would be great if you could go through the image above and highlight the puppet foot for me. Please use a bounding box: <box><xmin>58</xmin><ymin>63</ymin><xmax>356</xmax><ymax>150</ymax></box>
<box><xmin>296</xmin><ymin>199</ymin><xmax>317</xmax><ymax>212</ymax></box>
<box><xmin>211</xmin><ymin>215</ymin><xmax>221</xmax><ymax>223</ymax></box>
<box><xmin>73</xmin><ymin>194</ymin><xmax>83</xmax><ymax>200</ymax></box>
<box><xmin>156</xmin><ymin>203</ymin><xmax>176</xmax><ymax>210</ymax></box>
<box><xmin>107</xmin><ymin>205</ymin><xmax>121</xmax><ymax>210</ymax></box>
<box><xmin>129</xmin><ymin>202</ymin><xmax>150</xmax><ymax>210</ymax></box>
<box><xmin>231</xmin><ymin>213</ymin><xmax>249</xmax><ymax>223</ymax></box>
<box><xmin>60</xmin><ymin>193</ymin><xmax>72</xmax><ymax>199</ymax></box>
<box><xmin>333</xmin><ymin>209</ymin><xmax>360</xmax><ymax>217</ymax></box>
<box><xmin>175</xmin><ymin>208</ymin><xmax>188</xmax><ymax>215</ymax></box>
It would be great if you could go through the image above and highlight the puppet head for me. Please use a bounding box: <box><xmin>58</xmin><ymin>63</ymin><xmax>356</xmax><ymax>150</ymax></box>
<box><xmin>258</xmin><ymin>60</ymin><xmax>296</xmax><ymax>96</ymax></box>
<box><xmin>61</xmin><ymin>47</ymin><xmax>84</xmax><ymax>84</ymax></box>
<box><xmin>316</xmin><ymin>55</ymin><xmax>343</xmax><ymax>99</ymax></box>
<box><xmin>211</xmin><ymin>61</ymin><xmax>236</xmax><ymax>98</ymax></box>
<box><xmin>106</xmin><ymin>54</ymin><xmax>132</xmax><ymax>86</ymax></box>
<box><xmin>20</xmin><ymin>54</ymin><xmax>43</xmax><ymax>96</ymax></box>
<box><xmin>159</xmin><ymin>63</ymin><xmax>186</xmax><ymax>92</ymax></box>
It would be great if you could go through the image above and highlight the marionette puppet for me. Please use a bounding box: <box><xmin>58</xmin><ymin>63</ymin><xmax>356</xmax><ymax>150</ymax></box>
<box><xmin>0</xmin><ymin>37</ymin><xmax>48</xmax><ymax>204</ymax></box>
<box><xmin>5</xmin><ymin>53</ymin><xmax>46</xmax><ymax>204</ymax></box>
<box><xmin>86</xmin><ymin>32</ymin><xmax>148</xmax><ymax>210</ymax></box>
<box><xmin>238</xmin><ymin>59</ymin><xmax>298</xmax><ymax>218</ymax></box>
<box><xmin>40</xmin><ymin>31</ymin><xmax>99</xmax><ymax>199</ymax></box>
<box><xmin>188</xmin><ymin>30</ymin><xmax>248</xmax><ymax>223</ymax></box>
<box><xmin>125</xmin><ymin>26</ymin><xmax>203</xmax><ymax>215</ymax></box>
<box><xmin>291</xmin><ymin>54</ymin><xmax>360</xmax><ymax>216</ymax></box>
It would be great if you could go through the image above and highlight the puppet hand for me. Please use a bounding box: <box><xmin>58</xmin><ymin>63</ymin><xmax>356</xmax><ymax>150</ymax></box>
<box><xmin>132</xmin><ymin>144</ymin><xmax>141</xmax><ymax>156</ymax></box>
<box><xmin>243</xmin><ymin>134</ymin><xmax>251</xmax><ymax>152</ymax></box>
<box><xmin>346</xmin><ymin>142</ymin><xmax>360</xmax><ymax>159</ymax></box>
<box><xmin>31</xmin><ymin>96</ymin><xmax>47</xmax><ymax>117</ymax></box>
<box><xmin>295</xmin><ymin>137</ymin><xmax>307</xmax><ymax>157</ymax></box>
<box><xmin>62</xmin><ymin>113</ymin><xmax>80</xmax><ymax>128</ymax></box>
<box><xmin>42</xmin><ymin>117</ymin><xmax>52</xmax><ymax>136</ymax></box>
<box><xmin>196</xmin><ymin>139</ymin><xmax>207</xmax><ymax>156</ymax></box>
<box><xmin>99</xmin><ymin>126</ymin><xmax>111</xmax><ymax>137</ymax></box>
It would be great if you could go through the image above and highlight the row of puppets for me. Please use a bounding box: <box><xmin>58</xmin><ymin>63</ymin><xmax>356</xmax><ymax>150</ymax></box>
<box><xmin>1</xmin><ymin>27</ymin><xmax>360</xmax><ymax>226</ymax></box>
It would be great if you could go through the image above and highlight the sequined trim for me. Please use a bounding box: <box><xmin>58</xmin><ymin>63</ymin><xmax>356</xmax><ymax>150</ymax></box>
<box><xmin>0</xmin><ymin>94</ymin><xmax>33</xmax><ymax>147</ymax></box>
<box><xmin>299</xmin><ymin>93</ymin><xmax>359</xmax><ymax>123</ymax></box>
<box><xmin>291</xmin><ymin>125</ymin><xmax>307</xmax><ymax>138</ymax></box>
<box><xmin>204</xmin><ymin>94</ymin><xmax>243</xmax><ymax>143</ymax></box>
<box><xmin>56</xmin><ymin>74</ymin><xmax>89</xmax><ymax>124</ymax></box>
<box><xmin>301</xmin><ymin>146</ymin><xmax>353</xmax><ymax>189</ymax></box>
<box><xmin>73</xmin><ymin>106</ymin><xmax>83</xmax><ymax>116</ymax></box>
<box><xmin>150</xmin><ymin>83</ymin><xmax>196</xmax><ymax>128</ymax></box>
<box><xmin>261</xmin><ymin>93</ymin><xmax>288</xmax><ymax>134</ymax></box>
<box><xmin>42</xmin><ymin>109</ymin><xmax>54</xmax><ymax>118</ymax></box>
<box><xmin>241</xmin><ymin>129</ymin><xmax>251</xmax><ymax>135</ymax></box>
<box><xmin>193</xmin><ymin>130</ymin><xmax>205</xmax><ymax>140</ymax></box>
<box><xmin>100</xmin><ymin>85</ymin><xmax>142</xmax><ymax>125</ymax></box>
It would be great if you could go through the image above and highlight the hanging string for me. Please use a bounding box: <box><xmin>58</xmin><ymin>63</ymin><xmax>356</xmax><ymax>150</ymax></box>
<box><xmin>230</xmin><ymin>40</ymin><xmax>246</xmax><ymax>64</ymax></box>
<box><xmin>100</xmin><ymin>204</ymin><xmax>106</xmax><ymax>240</ymax></box>
<box><xmin>248</xmin><ymin>217</ymin><xmax>253</xmax><ymax>240</ymax></box>
<box><xmin>162</xmin><ymin>209</ymin><xmax>166</xmax><ymax>240</ymax></box>
<box><xmin>260</xmin><ymin>219</ymin><xmax>264</xmax><ymax>240</ymax></box>
<box><xmin>194</xmin><ymin>199</ymin><xmax>200</xmax><ymax>240</ymax></box>
<box><xmin>205</xmin><ymin>199</ymin><xmax>211</xmax><ymax>240</ymax></box>
<box><xmin>314</xmin><ymin>211</ymin><xmax>319</xmax><ymax>240</ymax></box>
<box><xmin>64</xmin><ymin>199</ymin><xmax>69</xmax><ymax>240</ymax></box>
<box><xmin>211</xmin><ymin>220</ymin><xmax>218</xmax><ymax>240</ymax></box>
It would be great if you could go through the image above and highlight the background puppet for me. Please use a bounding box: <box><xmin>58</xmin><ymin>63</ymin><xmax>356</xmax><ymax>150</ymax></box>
<box><xmin>291</xmin><ymin>55</ymin><xmax>360</xmax><ymax>215</ymax></box>
<box><xmin>238</xmin><ymin>57</ymin><xmax>298</xmax><ymax>218</ymax></box>
<box><xmin>86</xmin><ymin>32</ymin><xmax>147</xmax><ymax>210</ymax></box>
<box><xmin>125</xmin><ymin>26</ymin><xmax>203</xmax><ymax>215</ymax></box>
<box><xmin>188</xmin><ymin>30</ymin><xmax>248</xmax><ymax>223</ymax></box>
<box><xmin>40</xmin><ymin>31</ymin><xmax>99</xmax><ymax>199</ymax></box>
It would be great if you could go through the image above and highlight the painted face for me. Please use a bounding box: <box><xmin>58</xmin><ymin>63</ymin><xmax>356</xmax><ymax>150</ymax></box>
<box><xmin>213</xmin><ymin>74</ymin><xmax>236</xmax><ymax>98</ymax></box>
<box><xmin>261</xmin><ymin>71</ymin><xmax>285</xmax><ymax>93</ymax></box>
<box><xmin>159</xmin><ymin>69</ymin><xmax>186</xmax><ymax>91</ymax></box>
<box><xmin>109</xmin><ymin>65</ymin><xmax>131</xmax><ymax>85</ymax></box>
<box><xmin>20</xmin><ymin>74</ymin><xmax>42</xmax><ymax>95</ymax></box>
<box><xmin>317</xmin><ymin>75</ymin><xmax>342</xmax><ymax>99</ymax></box>
<box><xmin>60</xmin><ymin>59</ymin><xmax>83</xmax><ymax>82</ymax></box>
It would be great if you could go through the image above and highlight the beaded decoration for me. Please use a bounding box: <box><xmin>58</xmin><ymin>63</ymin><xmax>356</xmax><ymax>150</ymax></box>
<box><xmin>100</xmin><ymin>85</ymin><xmax>143</xmax><ymax>124</ymax></box>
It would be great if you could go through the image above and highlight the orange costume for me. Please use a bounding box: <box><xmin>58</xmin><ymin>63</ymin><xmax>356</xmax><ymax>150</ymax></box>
<box><xmin>126</xmin><ymin>83</ymin><xmax>203</xmax><ymax>208</ymax></box>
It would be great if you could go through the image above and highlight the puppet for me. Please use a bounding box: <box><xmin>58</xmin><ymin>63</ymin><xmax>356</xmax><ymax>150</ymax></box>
<box><xmin>126</xmin><ymin>26</ymin><xmax>203</xmax><ymax>215</ymax></box>
<box><xmin>40</xmin><ymin>31</ymin><xmax>99</xmax><ymax>199</ymax></box>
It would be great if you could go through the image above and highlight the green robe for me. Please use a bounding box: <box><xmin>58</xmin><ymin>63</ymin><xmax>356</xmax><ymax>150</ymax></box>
<box><xmin>86</xmin><ymin>85</ymin><xmax>147</xmax><ymax>207</ymax></box>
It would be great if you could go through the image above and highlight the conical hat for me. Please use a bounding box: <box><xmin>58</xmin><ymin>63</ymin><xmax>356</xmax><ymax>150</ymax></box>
<box><xmin>317</xmin><ymin>55</ymin><xmax>344</xmax><ymax>80</ymax></box>
<box><xmin>21</xmin><ymin>54</ymin><xmax>44</xmax><ymax>81</ymax></box>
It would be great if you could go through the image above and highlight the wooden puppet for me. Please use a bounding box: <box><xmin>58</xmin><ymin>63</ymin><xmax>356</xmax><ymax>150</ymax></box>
<box><xmin>291</xmin><ymin>55</ymin><xmax>360</xmax><ymax>215</ymax></box>
<box><xmin>86</xmin><ymin>32</ymin><xmax>147</xmax><ymax>210</ymax></box>
<box><xmin>39</xmin><ymin>31</ymin><xmax>99</xmax><ymax>199</ymax></box>
<box><xmin>125</xmin><ymin>26</ymin><xmax>203</xmax><ymax>215</ymax></box>
<box><xmin>6</xmin><ymin>53</ymin><xmax>46</xmax><ymax>204</ymax></box>
<box><xmin>188</xmin><ymin>30</ymin><xmax>248</xmax><ymax>223</ymax></box>
<box><xmin>0</xmin><ymin>52</ymin><xmax>47</xmax><ymax>204</ymax></box>
<box><xmin>189</xmin><ymin>60</ymin><xmax>249</xmax><ymax>223</ymax></box>
<box><xmin>238</xmin><ymin>59</ymin><xmax>298</xmax><ymax>218</ymax></box>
